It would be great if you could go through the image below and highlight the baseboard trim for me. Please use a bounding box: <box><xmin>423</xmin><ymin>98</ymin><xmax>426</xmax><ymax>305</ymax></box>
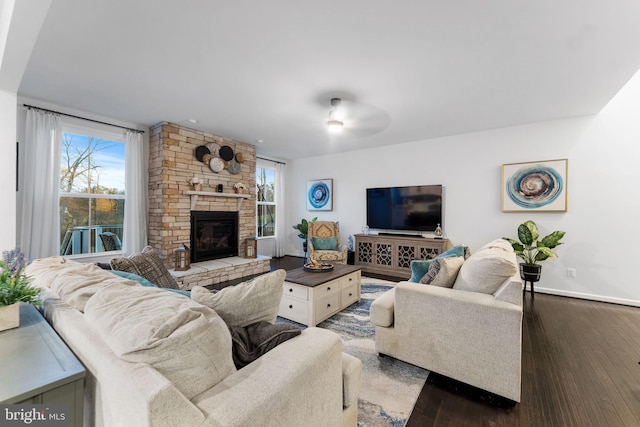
<box><xmin>531</xmin><ymin>286</ymin><xmax>640</xmax><ymax>308</ymax></box>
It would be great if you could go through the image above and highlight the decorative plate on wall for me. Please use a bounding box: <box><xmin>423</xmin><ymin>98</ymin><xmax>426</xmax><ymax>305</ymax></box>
<box><xmin>195</xmin><ymin>145</ymin><xmax>211</xmax><ymax>162</ymax></box>
<box><xmin>206</xmin><ymin>142</ymin><xmax>220</xmax><ymax>157</ymax></box>
<box><xmin>227</xmin><ymin>158</ymin><xmax>241</xmax><ymax>174</ymax></box>
<box><xmin>209</xmin><ymin>157</ymin><xmax>225</xmax><ymax>173</ymax></box>
<box><xmin>219</xmin><ymin>145</ymin><xmax>234</xmax><ymax>161</ymax></box>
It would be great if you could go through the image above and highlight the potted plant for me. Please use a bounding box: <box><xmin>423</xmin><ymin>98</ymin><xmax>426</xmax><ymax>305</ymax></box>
<box><xmin>503</xmin><ymin>220</ymin><xmax>566</xmax><ymax>284</ymax></box>
<box><xmin>0</xmin><ymin>248</ymin><xmax>40</xmax><ymax>331</ymax></box>
<box><xmin>292</xmin><ymin>216</ymin><xmax>317</xmax><ymax>256</ymax></box>
<box><xmin>234</xmin><ymin>182</ymin><xmax>248</xmax><ymax>194</ymax></box>
<box><xmin>189</xmin><ymin>176</ymin><xmax>203</xmax><ymax>191</ymax></box>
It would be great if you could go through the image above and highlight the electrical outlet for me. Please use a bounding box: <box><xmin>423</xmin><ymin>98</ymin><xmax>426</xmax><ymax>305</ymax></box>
<box><xmin>567</xmin><ymin>268</ymin><xmax>577</xmax><ymax>278</ymax></box>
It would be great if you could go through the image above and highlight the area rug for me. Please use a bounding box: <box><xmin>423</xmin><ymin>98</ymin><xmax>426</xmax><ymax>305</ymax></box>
<box><xmin>277</xmin><ymin>280</ymin><xmax>429</xmax><ymax>427</ymax></box>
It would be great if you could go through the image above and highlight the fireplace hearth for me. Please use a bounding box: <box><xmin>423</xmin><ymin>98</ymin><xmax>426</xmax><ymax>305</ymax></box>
<box><xmin>190</xmin><ymin>211</ymin><xmax>239</xmax><ymax>263</ymax></box>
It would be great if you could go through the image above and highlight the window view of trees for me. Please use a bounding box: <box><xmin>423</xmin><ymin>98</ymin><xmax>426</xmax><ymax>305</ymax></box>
<box><xmin>257</xmin><ymin>166</ymin><xmax>276</xmax><ymax>238</ymax></box>
<box><xmin>59</xmin><ymin>132</ymin><xmax>125</xmax><ymax>255</ymax></box>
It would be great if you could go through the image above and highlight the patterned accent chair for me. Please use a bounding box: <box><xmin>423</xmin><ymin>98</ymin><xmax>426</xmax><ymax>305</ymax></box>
<box><xmin>308</xmin><ymin>221</ymin><xmax>348</xmax><ymax>265</ymax></box>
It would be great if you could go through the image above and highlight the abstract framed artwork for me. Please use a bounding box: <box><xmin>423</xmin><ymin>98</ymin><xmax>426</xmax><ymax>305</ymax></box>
<box><xmin>502</xmin><ymin>159</ymin><xmax>568</xmax><ymax>212</ymax></box>
<box><xmin>307</xmin><ymin>179</ymin><xmax>333</xmax><ymax>211</ymax></box>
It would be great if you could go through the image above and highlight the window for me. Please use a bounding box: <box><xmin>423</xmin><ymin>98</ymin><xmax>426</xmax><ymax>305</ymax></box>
<box><xmin>256</xmin><ymin>166</ymin><xmax>276</xmax><ymax>238</ymax></box>
<box><xmin>59</xmin><ymin>127</ymin><xmax>126</xmax><ymax>255</ymax></box>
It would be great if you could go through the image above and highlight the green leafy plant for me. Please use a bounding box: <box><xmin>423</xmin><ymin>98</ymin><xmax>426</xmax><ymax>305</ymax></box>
<box><xmin>0</xmin><ymin>247</ymin><xmax>40</xmax><ymax>307</ymax></box>
<box><xmin>292</xmin><ymin>217</ymin><xmax>318</xmax><ymax>241</ymax></box>
<box><xmin>503</xmin><ymin>220</ymin><xmax>566</xmax><ymax>266</ymax></box>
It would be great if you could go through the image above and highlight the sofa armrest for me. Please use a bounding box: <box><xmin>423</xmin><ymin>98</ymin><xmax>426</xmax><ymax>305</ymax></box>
<box><xmin>193</xmin><ymin>327</ymin><xmax>346</xmax><ymax>427</ymax></box>
<box><xmin>342</xmin><ymin>353</ymin><xmax>362</xmax><ymax>408</ymax></box>
<box><xmin>370</xmin><ymin>288</ymin><xmax>395</xmax><ymax>327</ymax></box>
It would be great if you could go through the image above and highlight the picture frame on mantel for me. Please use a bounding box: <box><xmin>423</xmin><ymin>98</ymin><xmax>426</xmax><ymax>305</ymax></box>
<box><xmin>502</xmin><ymin>159</ymin><xmax>568</xmax><ymax>212</ymax></box>
<box><xmin>307</xmin><ymin>179</ymin><xmax>333</xmax><ymax>211</ymax></box>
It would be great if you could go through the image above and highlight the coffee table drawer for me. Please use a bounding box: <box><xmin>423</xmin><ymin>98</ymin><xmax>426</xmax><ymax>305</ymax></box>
<box><xmin>279</xmin><ymin>296</ymin><xmax>308</xmax><ymax>324</ymax></box>
<box><xmin>315</xmin><ymin>292</ymin><xmax>341</xmax><ymax>322</ymax></box>
<box><xmin>341</xmin><ymin>283</ymin><xmax>359</xmax><ymax>307</ymax></box>
<box><xmin>283</xmin><ymin>283</ymin><xmax>309</xmax><ymax>300</ymax></box>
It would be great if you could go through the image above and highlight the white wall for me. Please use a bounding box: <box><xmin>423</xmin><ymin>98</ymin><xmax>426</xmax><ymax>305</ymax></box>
<box><xmin>286</xmin><ymin>71</ymin><xmax>640</xmax><ymax>307</ymax></box>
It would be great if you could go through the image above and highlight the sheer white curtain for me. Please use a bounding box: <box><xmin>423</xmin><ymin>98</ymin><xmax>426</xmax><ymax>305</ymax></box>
<box><xmin>19</xmin><ymin>110</ymin><xmax>63</xmax><ymax>260</ymax></box>
<box><xmin>122</xmin><ymin>130</ymin><xmax>148</xmax><ymax>254</ymax></box>
<box><xmin>274</xmin><ymin>161</ymin><xmax>287</xmax><ymax>257</ymax></box>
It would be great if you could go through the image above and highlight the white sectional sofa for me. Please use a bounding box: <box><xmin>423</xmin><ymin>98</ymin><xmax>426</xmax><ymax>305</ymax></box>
<box><xmin>370</xmin><ymin>239</ymin><xmax>523</xmax><ymax>402</ymax></box>
<box><xmin>27</xmin><ymin>257</ymin><xmax>361</xmax><ymax>427</ymax></box>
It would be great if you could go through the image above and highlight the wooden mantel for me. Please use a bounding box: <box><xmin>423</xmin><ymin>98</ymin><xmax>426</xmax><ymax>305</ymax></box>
<box><xmin>184</xmin><ymin>190</ymin><xmax>250</xmax><ymax>210</ymax></box>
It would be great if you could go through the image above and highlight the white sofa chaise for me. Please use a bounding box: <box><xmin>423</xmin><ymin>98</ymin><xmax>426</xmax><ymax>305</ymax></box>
<box><xmin>370</xmin><ymin>240</ymin><xmax>523</xmax><ymax>402</ymax></box>
<box><xmin>26</xmin><ymin>257</ymin><xmax>361</xmax><ymax>427</ymax></box>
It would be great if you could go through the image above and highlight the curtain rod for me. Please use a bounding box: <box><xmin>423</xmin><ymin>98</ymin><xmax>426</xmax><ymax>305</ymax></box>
<box><xmin>23</xmin><ymin>104</ymin><xmax>145</xmax><ymax>134</ymax></box>
<box><xmin>257</xmin><ymin>156</ymin><xmax>286</xmax><ymax>165</ymax></box>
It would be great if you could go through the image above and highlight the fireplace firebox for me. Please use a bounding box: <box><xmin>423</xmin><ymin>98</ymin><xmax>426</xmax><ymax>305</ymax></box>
<box><xmin>190</xmin><ymin>211</ymin><xmax>239</xmax><ymax>263</ymax></box>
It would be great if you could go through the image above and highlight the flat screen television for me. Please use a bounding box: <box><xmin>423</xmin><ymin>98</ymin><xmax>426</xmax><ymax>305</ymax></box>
<box><xmin>366</xmin><ymin>185</ymin><xmax>442</xmax><ymax>232</ymax></box>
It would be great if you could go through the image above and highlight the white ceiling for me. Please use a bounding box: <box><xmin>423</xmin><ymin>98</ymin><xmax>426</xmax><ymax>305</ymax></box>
<box><xmin>18</xmin><ymin>0</ymin><xmax>640</xmax><ymax>160</ymax></box>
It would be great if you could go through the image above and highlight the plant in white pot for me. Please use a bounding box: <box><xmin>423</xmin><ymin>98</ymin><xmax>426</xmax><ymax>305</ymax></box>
<box><xmin>503</xmin><ymin>220</ymin><xmax>566</xmax><ymax>286</ymax></box>
<box><xmin>0</xmin><ymin>248</ymin><xmax>40</xmax><ymax>331</ymax></box>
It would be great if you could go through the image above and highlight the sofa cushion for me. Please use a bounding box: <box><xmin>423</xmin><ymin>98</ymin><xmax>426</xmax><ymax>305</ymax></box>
<box><xmin>452</xmin><ymin>248</ymin><xmax>518</xmax><ymax>294</ymax></box>
<box><xmin>84</xmin><ymin>284</ymin><xmax>235</xmax><ymax>400</ymax></box>
<box><xmin>108</xmin><ymin>270</ymin><xmax>191</xmax><ymax>297</ymax></box>
<box><xmin>312</xmin><ymin>236</ymin><xmax>338</xmax><ymax>251</ymax></box>
<box><xmin>229</xmin><ymin>321</ymin><xmax>301</xmax><ymax>369</ymax></box>
<box><xmin>479</xmin><ymin>238</ymin><xmax>513</xmax><ymax>253</ymax></box>
<box><xmin>420</xmin><ymin>256</ymin><xmax>464</xmax><ymax>288</ymax></box>
<box><xmin>110</xmin><ymin>246</ymin><xmax>179</xmax><ymax>289</ymax></box>
<box><xmin>191</xmin><ymin>269</ymin><xmax>286</xmax><ymax>328</ymax></box>
<box><xmin>25</xmin><ymin>257</ymin><xmax>137</xmax><ymax>312</ymax></box>
<box><xmin>408</xmin><ymin>245</ymin><xmax>467</xmax><ymax>282</ymax></box>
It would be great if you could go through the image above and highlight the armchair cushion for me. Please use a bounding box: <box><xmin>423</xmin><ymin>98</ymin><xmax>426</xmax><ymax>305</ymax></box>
<box><xmin>312</xmin><ymin>236</ymin><xmax>339</xmax><ymax>251</ymax></box>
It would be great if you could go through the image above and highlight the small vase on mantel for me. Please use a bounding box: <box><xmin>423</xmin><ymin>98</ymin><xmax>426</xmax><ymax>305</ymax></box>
<box><xmin>192</xmin><ymin>183</ymin><xmax>202</xmax><ymax>192</ymax></box>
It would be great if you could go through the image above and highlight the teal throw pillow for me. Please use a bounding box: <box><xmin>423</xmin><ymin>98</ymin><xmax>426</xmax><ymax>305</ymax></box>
<box><xmin>409</xmin><ymin>259</ymin><xmax>434</xmax><ymax>283</ymax></box>
<box><xmin>408</xmin><ymin>245</ymin><xmax>468</xmax><ymax>282</ymax></box>
<box><xmin>108</xmin><ymin>270</ymin><xmax>191</xmax><ymax>297</ymax></box>
<box><xmin>312</xmin><ymin>237</ymin><xmax>338</xmax><ymax>251</ymax></box>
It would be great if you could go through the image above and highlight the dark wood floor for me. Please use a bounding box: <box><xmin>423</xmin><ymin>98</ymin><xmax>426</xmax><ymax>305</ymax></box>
<box><xmin>272</xmin><ymin>256</ymin><xmax>640</xmax><ymax>427</ymax></box>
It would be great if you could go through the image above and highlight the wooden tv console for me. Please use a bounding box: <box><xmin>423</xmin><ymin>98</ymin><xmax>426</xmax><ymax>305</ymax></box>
<box><xmin>355</xmin><ymin>234</ymin><xmax>450</xmax><ymax>279</ymax></box>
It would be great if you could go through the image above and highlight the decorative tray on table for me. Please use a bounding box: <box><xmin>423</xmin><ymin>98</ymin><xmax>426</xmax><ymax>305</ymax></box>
<box><xmin>303</xmin><ymin>263</ymin><xmax>334</xmax><ymax>273</ymax></box>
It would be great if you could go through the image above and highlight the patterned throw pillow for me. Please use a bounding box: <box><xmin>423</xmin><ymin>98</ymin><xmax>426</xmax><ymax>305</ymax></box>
<box><xmin>420</xmin><ymin>256</ymin><xmax>465</xmax><ymax>288</ymax></box>
<box><xmin>110</xmin><ymin>246</ymin><xmax>179</xmax><ymax>289</ymax></box>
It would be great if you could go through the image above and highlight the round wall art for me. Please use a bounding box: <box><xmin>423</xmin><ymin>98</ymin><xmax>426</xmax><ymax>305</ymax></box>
<box><xmin>307</xmin><ymin>179</ymin><xmax>333</xmax><ymax>211</ymax></box>
<box><xmin>502</xmin><ymin>159</ymin><xmax>568</xmax><ymax>212</ymax></box>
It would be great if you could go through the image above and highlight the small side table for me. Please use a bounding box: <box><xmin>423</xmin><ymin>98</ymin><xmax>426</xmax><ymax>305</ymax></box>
<box><xmin>0</xmin><ymin>303</ymin><xmax>85</xmax><ymax>426</ymax></box>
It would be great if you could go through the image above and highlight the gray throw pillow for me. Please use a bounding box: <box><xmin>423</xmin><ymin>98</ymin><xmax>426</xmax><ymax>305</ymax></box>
<box><xmin>229</xmin><ymin>321</ymin><xmax>301</xmax><ymax>369</ymax></box>
<box><xmin>110</xmin><ymin>246</ymin><xmax>179</xmax><ymax>289</ymax></box>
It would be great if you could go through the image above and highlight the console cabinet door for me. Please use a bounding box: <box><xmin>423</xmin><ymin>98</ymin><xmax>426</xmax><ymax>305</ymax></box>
<box><xmin>355</xmin><ymin>234</ymin><xmax>449</xmax><ymax>278</ymax></box>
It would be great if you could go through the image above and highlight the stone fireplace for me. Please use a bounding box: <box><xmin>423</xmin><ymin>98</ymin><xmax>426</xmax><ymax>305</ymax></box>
<box><xmin>147</xmin><ymin>122</ymin><xmax>269</xmax><ymax>288</ymax></box>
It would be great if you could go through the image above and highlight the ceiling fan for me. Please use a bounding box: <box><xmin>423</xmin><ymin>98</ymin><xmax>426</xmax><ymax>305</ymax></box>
<box><xmin>324</xmin><ymin>96</ymin><xmax>391</xmax><ymax>137</ymax></box>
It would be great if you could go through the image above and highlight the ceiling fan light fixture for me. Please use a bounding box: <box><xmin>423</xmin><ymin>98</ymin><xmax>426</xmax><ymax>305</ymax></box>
<box><xmin>327</xmin><ymin>97</ymin><xmax>345</xmax><ymax>132</ymax></box>
<box><xmin>327</xmin><ymin>119</ymin><xmax>344</xmax><ymax>133</ymax></box>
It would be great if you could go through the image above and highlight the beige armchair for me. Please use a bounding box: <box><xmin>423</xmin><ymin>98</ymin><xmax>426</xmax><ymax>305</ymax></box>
<box><xmin>308</xmin><ymin>221</ymin><xmax>348</xmax><ymax>264</ymax></box>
